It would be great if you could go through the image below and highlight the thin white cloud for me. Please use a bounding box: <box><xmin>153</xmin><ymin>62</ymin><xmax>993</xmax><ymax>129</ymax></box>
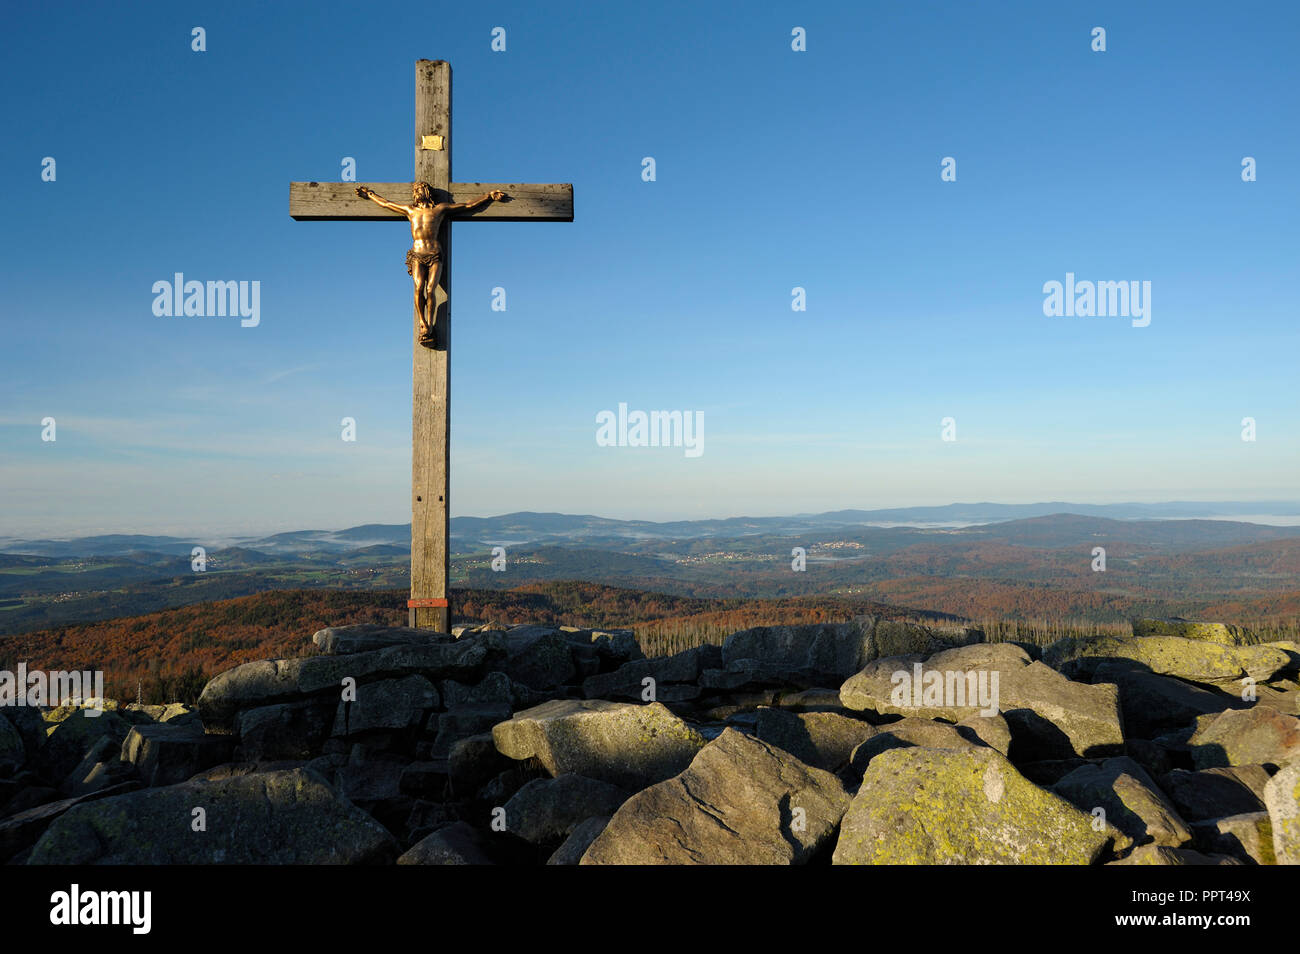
<box><xmin>265</xmin><ymin>364</ymin><xmax>322</xmax><ymax>383</ymax></box>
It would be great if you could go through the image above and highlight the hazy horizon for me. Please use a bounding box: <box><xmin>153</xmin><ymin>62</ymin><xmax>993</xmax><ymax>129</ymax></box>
<box><xmin>4</xmin><ymin>498</ymin><xmax>1300</xmax><ymax>543</ymax></box>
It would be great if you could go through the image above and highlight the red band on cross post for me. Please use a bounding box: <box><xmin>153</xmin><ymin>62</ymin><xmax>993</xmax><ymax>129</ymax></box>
<box><xmin>406</xmin><ymin>598</ymin><xmax>449</xmax><ymax>608</ymax></box>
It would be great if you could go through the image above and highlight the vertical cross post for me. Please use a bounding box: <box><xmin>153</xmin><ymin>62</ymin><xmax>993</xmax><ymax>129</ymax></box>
<box><xmin>410</xmin><ymin>59</ymin><xmax>451</xmax><ymax>631</ymax></box>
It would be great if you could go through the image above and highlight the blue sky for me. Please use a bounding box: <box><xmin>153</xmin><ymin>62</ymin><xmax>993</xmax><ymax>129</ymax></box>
<box><xmin>2</xmin><ymin>0</ymin><xmax>1297</xmax><ymax>537</ymax></box>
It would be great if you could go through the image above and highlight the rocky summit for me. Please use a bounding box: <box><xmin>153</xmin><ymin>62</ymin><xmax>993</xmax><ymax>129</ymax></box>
<box><xmin>2</xmin><ymin>617</ymin><xmax>1297</xmax><ymax>865</ymax></box>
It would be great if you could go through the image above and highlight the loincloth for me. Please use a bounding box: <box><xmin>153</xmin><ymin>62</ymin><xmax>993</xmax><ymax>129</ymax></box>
<box><xmin>406</xmin><ymin>247</ymin><xmax>441</xmax><ymax>274</ymax></box>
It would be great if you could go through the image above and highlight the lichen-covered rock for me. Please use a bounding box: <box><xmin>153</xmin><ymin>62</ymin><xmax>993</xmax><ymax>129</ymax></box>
<box><xmin>1263</xmin><ymin>760</ymin><xmax>1300</xmax><ymax>865</ymax></box>
<box><xmin>833</xmin><ymin>746</ymin><xmax>1115</xmax><ymax>864</ymax></box>
<box><xmin>59</xmin><ymin>735</ymin><xmax>134</xmax><ymax>797</ymax></box>
<box><xmin>589</xmin><ymin>630</ymin><xmax>644</xmax><ymax>666</ymax></box>
<box><xmin>1185</xmin><ymin>707</ymin><xmax>1300</xmax><ymax>770</ymax></box>
<box><xmin>120</xmin><ymin>723</ymin><xmax>234</xmax><ymax>787</ymax></box>
<box><xmin>867</xmin><ymin>620</ymin><xmax>982</xmax><ymax>664</ymax></box>
<box><xmin>719</xmin><ymin>618</ymin><xmax>982</xmax><ymax>682</ymax></box>
<box><xmin>1131</xmin><ymin>619</ymin><xmax>1247</xmax><ymax>645</ymax></box>
<box><xmin>1159</xmin><ymin>766</ymin><xmax>1270</xmax><ymax>821</ymax></box>
<box><xmin>28</xmin><ymin>768</ymin><xmax>397</xmax><ymax>864</ymax></box>
<box><xmin>547</xmin><ymin>815</ymin><xmax>610</xmax><ymax>865</ymax></box>
<box><xmin>329</xmin><ymin>754</ymin><xmax>408</xmax><ymax>816</ymax></box>
<box><xmin>432</xmin><ymin>703</ymin><xmax>512</xmax><ymax>759</ymax></box>
<box><xmin>312</xmin><ymin>624</ymin><xmax>453</xmax><ymax>655</ymax></box>
<box><xmin>582</xmin><ymin>645</ymin><xmax>721</xmax><ymax>701</ymax></box>
<box><xmin>698</xmin><ymin>660</ymin><xmax>821</xmax><ymax>693</ymax></box>
<box><xmin>1091</xmin><ymin>661</ymin><xmax>1236</xmax><ymax>738</ymax></box>
<box><xmin>956</xmin><ymin>713</ymin><xmax>1013</xmax><ymax>755</ymax></box>
<box><xmin>118</xmin><ymin>703</ymin><xmax>199</xmax><ymax>728</ymax></box>
<box><xmin>581</xmin><ymin>729</ymin><xmax>849</xmax><ymax>864</ymax></box>
<box><xmin>721</xmin><ymin>621</ymin><xmax>873</xmax><ymax>679</ymax></box>
<box><xmin>159</xmin><ymin>703</ymin><xmax>200</xmax><ymax>726</ymax></box>
<box><xmin>191</xmin><ymin>760</ymin><xmax>310</xmax><ymax>782</ymax></box>
<box><xmin>502</xmin><ymin>774</ymin><xmax>629</xmax><ymax>844</ymax></box>
<box><xmin>493</xmin><ymin>699</ymin><xmax>705</xmax><ymax>790</ymax></box>
<box><xmin>1125</xmin><ymin>738</ymin><xmax>1179</xmax><ymax>779</ymax></box>
<box><xmin>840</xmin><ymin>651</ymin><xmax>1122</xmax><ymax>759</ymax></box>
<box><xmin>565</xmin><ymin>633</ymin><xmax>600</xmax><ymax>679</ymax></box>
<box><xmin>773</xmin><ymin>688</ymin><xmax>844</xmax><ymax>711</ymax></box>
<box><xmin>1051</xmin><ymin>757</ymin><xmax>1192</xmax><ymax>848</ymax></box>
<box><xmin>1190</xmin><ymin>812</ymin><xmax>1275</xmax><ymax>865</ymax></box>
<box><xmin>1043</xmin><ymin>635</ymin><xmax>1289</xmax><ymax>688</ymax></box>
<box><xmin>440</xmin><ymin>673</ymin><xmax>510</xmax><ymax>707</ymax></box>
<box><xmin>839</xmin><ymin>649</ymin><xmax>1014</xmax><ymax>719</ymax></box>
<box><xmin>847</xmin><ymin>717</ymin><xmax>987</xmax><ymax>777</ymax></box>
<box><xmin>755</xmin><ymin>707</ymin><xmax>878</xmax><ymax>772</ymax></box>
<box><xmin>0</xmin><ymin>782</ymin><xmax>139</xmax><ymax>862</ymax></box>
<box><xmin>331</xmin><ymin>675</ymin><xmax>438</xmax><ymax>737</ymax></box>
<box><xmin>120</xmin><ymin>704</ymin><xmax>167</xmax><ymax>724</ymax></box>
<box><xmin>1253</xmin><ymin>681</ymin><xmax>1300</xmax><ymax>716</ymax></box>
<box><xmin>500</xmin><ymin>626</ymin><xmax>577</xmax><ymax>690</ymax></box>
<box><xmin>397</xmin><ymin>820</ymin><xmax>493</xmax><ymax>865</ymax></box>
<box><xmin>448</xmin><ymin>732</ymin><xmax>514</xmax><ymax>798</ymax></box>
<box><xmin>197</xmin><ymin>631</ymin><xmax>503</xmax><ymax>727</ymax></box>
<box><xmin>476</xmin><ymin>763</ymin><xmax>549</xmax><ymax>806</ymax></box>
<box><xmin>235</xmin><ymin>699</ymin><xmax>336</xmax><ymax>761</ymax></box>
<box><xmin>999</xmin><ymin>663</ymin><xmax>1124</xmax><ymax>760</ymax></box>
<box><xmin>440</xmin><ymin>671</ymin><xmax>541</xmax><ymax>710</ymax></box>
<box><xmin>694</xmin><ymin>690</ymin><xmax>781</xmax><ymax>721</ymax></box>
<box><xmin>1264</xmin><ymin>643</ymin><xmax>1300</xmax><ymax>680</ymax></box>
<box><xmin>36</xmin><ymin>710</ymin><xmax>132</xmax><ymax>783</ymax></box>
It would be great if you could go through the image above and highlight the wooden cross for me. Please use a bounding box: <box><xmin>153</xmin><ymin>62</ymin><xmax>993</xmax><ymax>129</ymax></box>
<box><xmin>289</xmin><ymin>59</ymin><xmax>573</xmax><ymax>632</ymax></box>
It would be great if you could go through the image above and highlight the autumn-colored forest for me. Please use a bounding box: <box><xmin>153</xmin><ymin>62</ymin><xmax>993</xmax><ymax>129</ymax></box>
<box><xmin>2</xmin><ymin>581</ymin><xmax>1296</xmax><ymax>704</ymax></box>
<box><xmin>0</xmin><ymin>584</ymin><xmax>926</xmax><ymax>702</ymax></box>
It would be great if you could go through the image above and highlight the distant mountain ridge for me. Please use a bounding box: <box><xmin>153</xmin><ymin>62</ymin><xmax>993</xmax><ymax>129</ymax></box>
<box><xmin>2</xmin><ymin>508</ymin><xmax>1299</xmax><ymax>639</ymax></box>
<box><xmin>3</xmin><ymin>501</ymin><xmax>1298</xmax><ymax>556</ymax></box>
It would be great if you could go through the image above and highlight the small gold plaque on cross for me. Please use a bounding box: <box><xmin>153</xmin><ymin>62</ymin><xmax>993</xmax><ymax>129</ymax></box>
<box><xmin>420</xmin><ymin>135</ymin><xmax>445</xmax><ymax>151</ymax></box>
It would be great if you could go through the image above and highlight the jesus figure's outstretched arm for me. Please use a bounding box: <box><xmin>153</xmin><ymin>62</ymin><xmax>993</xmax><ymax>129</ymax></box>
<box><xmin>355</xmin><ymin>186</ymin><xmax>411</xmax><ymax>215</ymax></box>
<box><xmin>447</xmin><ymin>190</ymin><xmax>507</xmax><ymax>215</ymax></box>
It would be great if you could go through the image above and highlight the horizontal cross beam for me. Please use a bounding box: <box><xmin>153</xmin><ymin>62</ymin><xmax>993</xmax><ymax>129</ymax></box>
<box><xmin>289</xmin><ymin>181</ymin><xmax>573</xmax><ymax>222</ymax></box>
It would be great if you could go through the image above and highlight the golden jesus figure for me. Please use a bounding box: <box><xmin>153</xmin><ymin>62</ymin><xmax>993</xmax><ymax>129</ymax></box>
<box><xmin>356</xmin><ymin>182</ymin><xmax>506</xmax><ymax>347</ymax></box>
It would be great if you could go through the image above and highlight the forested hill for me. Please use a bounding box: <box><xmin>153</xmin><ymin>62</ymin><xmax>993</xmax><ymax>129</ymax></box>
<box><xmin>0</xmin><ymin>584</ymin><xmax>943</xmax><ymax>703</ymax></box>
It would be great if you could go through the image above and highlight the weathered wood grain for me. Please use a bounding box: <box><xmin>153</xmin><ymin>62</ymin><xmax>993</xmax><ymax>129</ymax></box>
<box><xmin>289</xmin><ymin>181</ymin><xmax>573</xmax><ymax>222</ymax></box>
<box><xmin>410</xmin><ymin>59</ymin><xmax>452</xmax><ymax>633</ymax></box>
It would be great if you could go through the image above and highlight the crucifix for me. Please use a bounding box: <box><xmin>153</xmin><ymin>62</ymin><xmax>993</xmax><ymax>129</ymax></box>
<box><xmin>290</xmin><ymin>59</ymin><xmax>574</xmax><ymax>632</ymax></box>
